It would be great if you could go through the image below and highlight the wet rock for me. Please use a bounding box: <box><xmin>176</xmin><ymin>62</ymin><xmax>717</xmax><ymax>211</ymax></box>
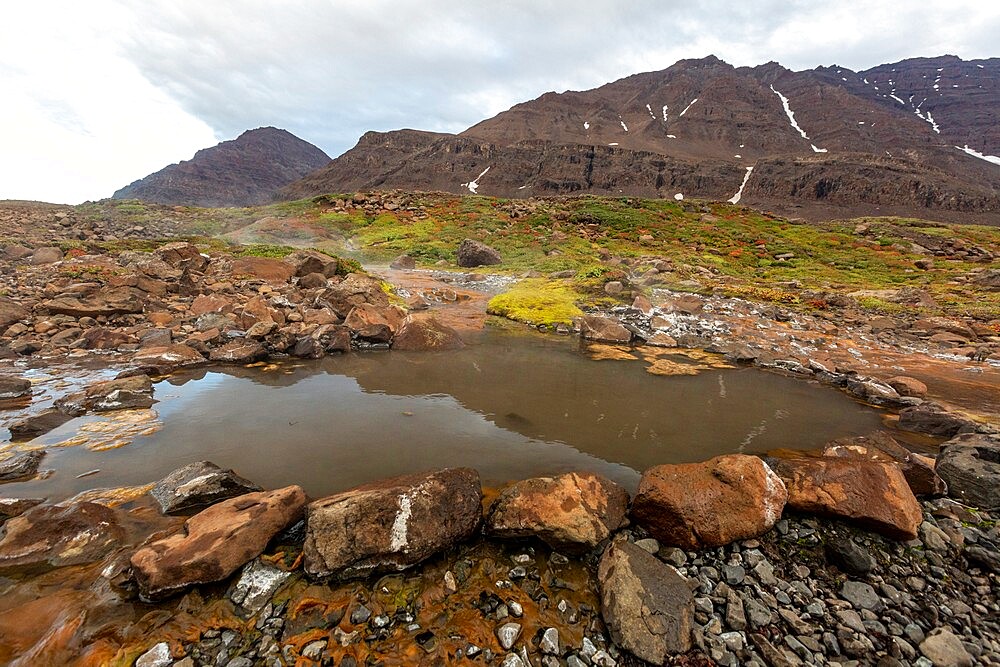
<box><xmin>0</xmin><ymin>450</ymin><xmax>45</xmax><ymax>482</ymax></box>
<box><xmin>135</xmin><ymin>641</ymin><xmax>173</xmax><ymax>667</ymax></box>
<box><xmin>579</xmin><ymin>315</ymin><xmax>631</xmax><ymax>344</ymax></box>
<box><xmin>886</xmin><ymin>376</ymin><xmax>928</xmax><ymax>398</ymax></box>
<box><xmin>919</xmin><ymin>628</ymin><xmax>973</xmax><ymax>667</ymax></box>
<box><xmin>598</xmin><ymin>540</ymin><xmax>693</xmax><ymax>663</ymax></box>
<box><xmin>824</xmin><ymin>431</ymin><xmax>947</xmax><ymax>497</ymax></box>
<box><xmin>486</xmin><ymin>472</ymin><xmax>629</xmax><ymax>552</ymax></box>
<box><xmin>8</xmin><ymin>408</ymin><xmax>74</xmax><ymax>440</ymax></box>
<box><xmin>0</xmin><ymin>502</ymin><xmax>123</xmax><ymax>573</ymax></box>
<box><xmin>230</xmin><ymin>257</ymin><xmax>296</xmax><ymax>283</ymax></box>
<box><xmin>130</xmin><ymin>485</ymin><xmax>306</xmax><ymax>600</ymax></box>
<box><xmin>897</xmin><ymin>403</ymin><xmax>977</xmax><ymax>438</ymax></box>
<box><xmin>284</xmin><ymin>249</ymin><xmax>339</xmax><ymax>277</ymax></box>
<box><xmin>631</xmin><ymin>454</ymin><xmax>787</xmax><ymax>549</ymax></box>
<box><xmin>208</xmin><ymin>340</ymin><xmax>268</xmax><ymax>364</ymax></box>
<box><xmin>496</xmin><ymin>622</ymin><xmax>522</xmax><ymax>650</ymax></box>
<box><xmin>303</xmin><ymin>468</ymin><xmax>482</xmax><ymax>579</ymax></box>
<box><xmin>0</xmin><ymin>375</ymin><xmax>30</xmax><ymax>399</ymax></box>
<box><xmin>31</xmin><ymin>246</ymin><xmax>63</xmax><ymax>265</ymax></box>
<box><xmin>390</xmin><ymin>254</ymin><xmax>416</xmax><ymax>270</ymax></box>
<box><xmin>151</xmin><ymin>461</ymin><xmax>264</xmax><ymax>514</ymax></box>
<box><xmin>132</xmin><ymin>344</ymin><xmax>206</xmax><ymax>374</ymax></box>
<box><xmin>0</xmin><ymin>497</ymin><xmax>44</xmax><ymax>522</ymax></box>
<box><xmin>935</xmin><ymin>434</ymin><xmax>1000</xmax><ymax>509</ymax></box>
<box><xmin>229</xmin><ymin>557</ymin><xmax>293</xmax><ymax>616</ymax></box>
<box><xmin>55</xmin><ymin>374</ymin><xmax>154</xmax><ymax>415</ymax></box>
<box><xmin>391</xmin><ymin>316</ymin><xmax>465</xmax><ymax>351</ymax></box>
<box><xmin>772</xmin><ymin>457</ymin><xmax>922</xmax><ymax>540</ymax></box>
<box><xmin>457</xmin><ymin>239</ymin><xmax>502</xmax><ymax>267</ymax></box>
<box><xmin>43</xmin><ymin>286</ymin><xmax>145</xmax><ymax>318</ymax></box>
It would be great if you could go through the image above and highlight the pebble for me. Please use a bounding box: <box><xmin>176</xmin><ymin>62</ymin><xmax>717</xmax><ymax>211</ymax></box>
<box><xmin>496</xmin><ymin>622</ymin><xmax>522</xmax><ymax>651</ymax></box>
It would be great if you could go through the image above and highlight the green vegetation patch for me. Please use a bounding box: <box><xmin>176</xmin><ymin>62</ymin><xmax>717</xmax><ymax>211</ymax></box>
<box><xmin>486</xmin><ymin>279</ymin><xmax>584</xmax><ymax>326</ymax></box>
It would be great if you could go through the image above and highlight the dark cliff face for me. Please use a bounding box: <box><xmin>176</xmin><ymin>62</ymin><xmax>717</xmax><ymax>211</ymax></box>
<box><xmin>282</xmin><ymin>55</ymin><xmax>1000</xmax><ymax>224</ymax></box>
<box><xmin>112</xmin><ymin>127</ymin><xmax>330</xmax><ymax>207</ymax></box>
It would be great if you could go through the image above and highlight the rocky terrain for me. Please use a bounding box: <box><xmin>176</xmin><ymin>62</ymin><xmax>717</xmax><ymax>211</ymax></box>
<box><xmin>113</xmin><ymin>128</ymin><xmax>330</xmax><ymax>208</ymax></box>
<box><xmin>280</xmin><ymin>55</ymin><xmax>1000</xmax><ymax>225</ymax></box>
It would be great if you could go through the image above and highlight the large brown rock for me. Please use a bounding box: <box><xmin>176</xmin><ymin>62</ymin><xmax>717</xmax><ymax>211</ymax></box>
<box><xmin>130</xmin><ymin>485</ymin><xmax>305</xmax><ymax>600</ymax></box>
<box><xmin>344</xmin><ymin>303</ymin><xmax>405</xmax><ymax>343</ymax></box>
<box><xmin>42</xmin><ymin>286</ymin><xmax>145</xmax><ymax>318</ymax></box>
<box><xmin>132</xmin><ymin>344</ymin><xmax>206</xmax><ymax>374</ymax></box>
<box><xmin>579</xmin><ymin>315</ymin><xmax>632</xmax><ymax>344</ymax></box>
<box><xmin>598</xmin><ymin>540</ymin><xmax>693</xmax><ymax>663</ymax></box>
<box><xmin>631</xmin><ymin>455</ymin><xmax>787</xmax><ymax>549</ymax></box>
<box><xmin>156</xmin><ymin>242</ymin><xmax>209</xmax><ymax>272</ymax></box>
<box><xmin>0</xmin><ymin>298</ymin><xmax>29</xmax><ymax>332</ymax></box>
<box><xmin>486</xmin><ymin>472</ymin><xmax>628</xmax><ymax>552</ymax></box>
<box><xmin>150</xmin><ymin>461</ymin><xmax>264</xmax><ymax>514</ymax></box>
<box><xmin>772</xmin><ymin>457</ymin><xmax>923</xmax><ymax>540</ymax></box>
<box><xmin>824</xmin><ymin>431</ymin><xmax>947</xmax><ymax>497</ymax></box>
<box><xmin>318</xmin><ymin>274</ymin><xmax>390</xmax><ymax>318</ymax></box>
<box><xmin>80</xmin><ymin>327</ymin><xmax>136</xmax><ymax>350</ymax></box>
<box><xmin>303</xmin><ymin>468</ymin><xmax>482</xmax><ymax>580</ymax></box>
<box><xmin>208</xmin><ymin>340</ymin><xmax>268</xmax><ymax>364</ymax></box>
<box><xmin>935</xmin><ymin>434</ymin><xmax>1000</xmax><ymax>509</ymax></box>
<box><xmin>897</xmin><ymin>403</ymin><xmax>978</xmax><ymax>437</ymax></box>
<box><xmin>8</xmin><ymin>409</ymin><xmax>73</xmax><ymax>440</ymax></box>
<box><xmin>284</xmin><ymin>249</ymin><xmax>338</xmax><ymax>277</ymax></box>
<box><xmin>457</xmin><ymin>239</ymin><xmax>502</xmax><ymax>267</ymax></box>
<box><xmin>0</xmin><ymin>450</ymin><xmax>45</xmax><ymax>482</ymax></box>
<box><xmin>0</xmin><ymin>502</ymin><xmax>123</xmax><ymax>573</ymax></box>
<box><xmin>54</xmin><ymin>374</ymin><xmax>154</xmax><ymax>416</ymax></box>
<box><xmin>391</xmin><ymin>316</ymin><xmax>465</xmax><ymax>351</ymax></box>
<box><xmin>230</xmin><ymin>257</ymin><xmax>296</xmax><ymax>284</ymax></box>
<box><xmin>0</xmin><ymin>375</ymin><xmax>31</xmax><ymax>399</ymax></box>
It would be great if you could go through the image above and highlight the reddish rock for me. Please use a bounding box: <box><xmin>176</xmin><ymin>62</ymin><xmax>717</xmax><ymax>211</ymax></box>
<box><xmin>318</xmin><ymin>274</ymin><xmax>390</xmax><ymax>318</ymax></box>
<box><xmin>771</xmin><ymin>457</ymin><xmax>923</xmax><ymax>540</ymax></box>
<box><xmin>486</xmin><ymin>472</ymin><xmax>628</xmax><ymax>552</ymax></box>
<box><xmin>42</xmin><ymin>287</ymin><xmax>145</xmax><ymax>318</ymax></box>
<box><xmin>0</xmin><ymin>502</ymin><xmax>124</xmax><ymax>573</ymax></box>
<box><xmin>208</xmin><ymin>340</ymin><xmax>268</xmax><ymax>364</ymax></box>
<box><xmin>132</xmin><ymin>344</ymin><xmax>206</xmax><ymax>374</ymax></box>
<box><xmin>80</xmin><ymin>327</ymin><xmax>136</xmax><ymax>350</ymax></box>
<box><xmin>156</xmin><ymin>242</ymin><xmax>209</xmax><ymax>272</ymax></box>
<box><xmin>303</xmin><ymin>468</ymin><xmax>482</xmax><ymax>580</ymax></box>
<box><xmin>147</xmin><ymin>312</ymin><xmax>174</xmax><ymax>327</ymax></box>
<box><xmin>240</xmin><ymin>295</ymin><xmax>286</xmax><ymax>328</ymax></box>
<box><xmin>9</xmin><ymin>409</ymin><xmax>73</xmax><ymax>440</ymax></box>
<box><xmin>0</xmin><ymin>497</ymin><xmax>44</xmax><ymax>522</ymax></box>
<box><xmin>886</xmin><ymin>376</ymin><xmax>928</xmax><ymax>398</ymax></box>
<box><xmin>190</xmin><ymin>294</ymin><xmax>234</xmax><ymax>316</ymax></box>
<box><xmin>344</xmin><ymin>303</ymin><xmax>405</xmax><ymax>342</ymax></box>
<box><xmin>231</xmin><ymin>257</ymin><xmax>296</xmax><ymax>284</ymax></box>
<box><xmin>391</xmin><ymin>316</ymin><xmax>465</xmax><ymax>351</ymax></box>
<box><xmin>31</xmin><ymin>247</ymin><xmax>63</xmax><ymax>265</ymax></box>
<box><xmin>631</xmin><ymin>455</ymin><xmax>787</xmax><ymax>549</ymax></box>
<box><xmin>824</xmin><ymin>432</ymin><xmax>947</xmax><ymax>496</ymax></box>
<box><xmin>284</xmin><ymin>249</ymin><xmax>338</xmax><ymax>277</ymax></box>
<box><xmin>579</xmin><ymin>315</ymin><xmax>632</xmax><ymax>344</ymax></box>
<box><xmin>0</xmin><ymin>376</ymin><xmax>31</xmax><ymax>399</ymax></box>
<box><xmin>297</xmin><ymin>272</ymin><xmax>328</xmax><ymax>289</ymax></box>
<box><xmin>0</xmin><ymin>298</ymin><xmax>28</xmax><ymax>333</ymax></box>
<box><xmin>55</xmin><ymin>374</ymin><xmax>154</xmax><ymax>415</ymax></box>
<box><xmin>130</xmin><ymin>485</ymin><xmax>306</xmax><ymax>600</ymax></box>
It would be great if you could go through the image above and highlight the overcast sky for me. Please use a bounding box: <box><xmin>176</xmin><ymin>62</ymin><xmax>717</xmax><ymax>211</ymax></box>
<box><xmin>2</xmin><ymin>1</ymin><xmax>998</xmax><ymax>204</ymax></box>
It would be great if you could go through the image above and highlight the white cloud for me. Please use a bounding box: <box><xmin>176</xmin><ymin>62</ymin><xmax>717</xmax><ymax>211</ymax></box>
<box><xmin>1</xmin><ymin>0</ymin><xmax>998</xmax><ymax>203</ymax></box>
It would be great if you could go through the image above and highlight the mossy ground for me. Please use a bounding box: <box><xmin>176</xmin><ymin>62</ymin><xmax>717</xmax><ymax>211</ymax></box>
<box><xmin>485</xmin><ymin>279</ymin><xmax>584</xmax><ymax>326</ymax></box>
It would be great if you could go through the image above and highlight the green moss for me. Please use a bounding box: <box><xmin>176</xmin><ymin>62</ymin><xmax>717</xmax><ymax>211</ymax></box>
<box><xmin>486</xmin><ymin>279</ymin><xmax>584</xmax><ymax>326</ymax></box>
<box><xmin>232</xmin><ymin>244</ymin><xmax>296</xmax><ymax>258</ymax></box>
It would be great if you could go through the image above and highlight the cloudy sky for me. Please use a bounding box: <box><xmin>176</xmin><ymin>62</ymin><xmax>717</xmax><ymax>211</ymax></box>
<box><xmin>3</xmin><ymin>0</ymin><xmax>998</xmax><ymax>204</ymax></box>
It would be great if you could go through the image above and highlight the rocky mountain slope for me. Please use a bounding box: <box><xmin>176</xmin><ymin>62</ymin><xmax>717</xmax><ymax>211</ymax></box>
<box><xmin>283</xmin><ymin>55</ymin><xmax>1000</xmax><ymax>224</ymax></box>
<box><xmin>113</xmin><ymin>127</ymin><xmax>330</xmax><ymax>208</ymax></box>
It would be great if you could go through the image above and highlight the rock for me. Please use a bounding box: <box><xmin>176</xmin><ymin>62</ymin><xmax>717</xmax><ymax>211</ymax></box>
<box><xmin>298</xmin><ymin>272</ymin><xmax>328</xmax><ymax>289</ymax></box>
<box><xmin>8</xmin><ymin>409</ymin><xmax>74</xmax><ymax>440</ymax></box>
<box><xmin>840</xmin><ymin>580</ymin><xmax>882</xmax><ymax>611</ymax></box>
<box><xmin>208</xmin><ymin>340</ymin><xmax>268</xmax><ymax>364</ymax></box>
<box><xmin>230</xmin><ymin>257</ymin><xmax>296</xmax><ymax>283</ymax></box>
<box><xmin>486</xmin><ymin>472</ymin><xmax>629</xmax><ymax>552</ymax></box>
<box><xmin>919</xmin><ymin>628</ymin><xmax>973</xmax><ymax>667</ymax></box>
<box><xmin>645</xmin><ymin>332</ymin><xmax>678</xmax><ymax>347</ymax></box>
<box><xmin>540</xmin><ymin>627</ymin><xmax>560</xmax><ymax>655</ymax></box>
<box><xmin>898</xmin><ymin>403</ymin><xmax>976</xmax><ymax>437</ymax></box>
<box><xmin>597</xmin><ymin>540</ymin><xmax>693</xmax><ymax>663</ymax></box>
<box><xmin>604</xmin><ymin>280</ymin><xmax>624</xmax><ymax>295</ymax></box>
<box><xmin>303</xmin><ymin>468</ymin><xmax>482</xmax><ymax>580</ymax></box>
<box><xmin>0</xmin><ymin>376</ymin><xmax>31</xmax><ymax>399</ymax></box>
<box><xmin>631</xmin><ymin>455</ymin><xmax>787</xmax><ymax>549</ymax></box>
<box><xmin>824</xmin><ymin>431</ymin><xmax>947</xmax><ymax>497</ymax></box>
<box><xmin>496</xmin><ymin>622</ymin><xmax>522</xmax><ymax>650</ymax></box>
<box><xmin>156</xmin><ymin>242</ymin><xmax>209</xmax><ymax>272</ymax></box>
<box><xmin>55</xmin><ymin>374</ymin><xmax>154</xmax><ymax>415</ymax></box>
<box><xmin>190</xmin><ymin>294</ymin><xmax>234</xmax><ymax>316</ymax></box>
<box><xmin>80</xmin><ymin>327</ymin><xmax>135</xmax><ymax>350</ymax></box>
<box><xmin>390</xmin><ymin>254</ymin><xmax>416</xmax><ymax>270</ymax></box>
<box><xmin>0</xmin><ymin>297</ymin><xmax>28</xmax><ymax>332</ymax></box>
<box><xmin>579</xmin><ymin>315</ymin><xmax>631</xmax><ymax>344</ymax></box>
<box><xmin>935</xmin><ymin>434</ymin><xmax>1000</xmax><ymax>509</ymax></box>
<box><xmin>344</xmin><ymin>303</ymin><xmax>405</xmax><ymax>342</ymax></box>
<box><xmin>0</xmin><ymin>502</ymin><xmax>123</xmax><ymax>573</ymax></box>
<box><xmin>131</xmin><ymin>344</ymin><xmax>206</xmax><ymax>374</ymax></box>
<box><xmin>772</xmin><ymin>457</ymin><xmax>922</xmax><ymax>540</ymax></box>
<box><xmin>229</xmin><ymin>557</ymin><xmax>293</xmax><ymax>615</ymax></box>
<box><xmin>130</xmin><ymin>485</ymin><xmax>306</xmax><ymax>600</ymax></box>
<box><xmin>284</xmin><ymin>249</ymin><xmax>338</xmax><ymax>278</ymax></box>
<box><xmin>457</xmin><ymin>239</ymin><xmax>502</xmax><ymax>267</ymax></box>
<box><xmin>31</xmin><ymin>246</ymin><xmax>63</xmax><ymax>264</ymax></box>
<box><xmin>391</xmin><ymin>316</ymin><xmax>465</xmax><ymax>351</ymax></box>
<box><xmin>887</xmin><ymin>376</ymin><xmax>928</xmax><ymax>398</ymax></box>
<box><xmin>0</xmin><ymin>450</ymin><xmax>45</xmax><ymax>482</ymax></box>
<box><xmin>43</xmin><ymin>286</ymin><xmax>145</xmax><ymax>318</ymax></box>
<box><xmin>135</xmin><ymin>642</ymin><xmax>173</xmax><ymax>667</ymax></box>
<box><xmin>0</xmin><ymin>497</ymin><xmax>44</xmax><ymax>522</ymax></box>
<box><xmin>631</xmin><ymin>294</ymin><xmax>653</xmax><ymax>315</ymax></box>
<box><xmin>1</xmin><ymin>244</ymin><xmax>32</xmax><ymax>261</ymax></box>
<box><xmin>151</xmin><ymin>461</ymin><xmax>264</xmax><ymax>514</ymax></box>
<box><xmin>971</xmin><ymin>269</ymin><xmax>1000</xmax><ymax>291</ymax></box>
<box><xmin>318</xmin><ymin>273</ymin><xmax>390</xmax><ymax>318</ymax></box>
<box><xmin>825</xmin><ymin>537</ymin><xmax>876</xmax><ymax>576</ymax></box>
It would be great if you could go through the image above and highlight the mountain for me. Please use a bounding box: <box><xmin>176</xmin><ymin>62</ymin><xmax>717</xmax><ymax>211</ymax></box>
<box><xmin>282</xmin><ymin>55</ymin><xmax>1000</xmax><ymax>224</ymax></box>
<box><xmin>113</xmin><ymin>127</ymin><xmax>330</xmax><ymax>207</ymax></box>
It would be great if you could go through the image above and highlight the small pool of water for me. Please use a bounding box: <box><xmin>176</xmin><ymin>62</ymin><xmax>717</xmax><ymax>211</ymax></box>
<box><xmin>9</xmin><ymin>330</ymin><xmax>887</xmax><ymax>499</ymax></box>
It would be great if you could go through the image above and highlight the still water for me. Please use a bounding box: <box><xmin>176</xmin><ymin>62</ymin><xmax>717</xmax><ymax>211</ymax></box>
<box><xmin>10</xmin><ymin>330</ymin><xmax>885</xmax><ymax>499</ymax></box>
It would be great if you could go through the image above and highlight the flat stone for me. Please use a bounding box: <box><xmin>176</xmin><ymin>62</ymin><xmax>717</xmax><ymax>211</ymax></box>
<box><xmin>935</xmin><ymin>434</ymin><xmax>1000</xmax><ymax>509</ymax></box>
<box><xmin>0</xmin><ymin>502</ymin><xmax>123</xmax><ymax>573</ymax></box>
<box><xmin>0</xmin><ymin>497</ymin><xmax>44</xmax><ymax>522</ymax></box>
<box><xmin>0</xmin><ymin>450</ymin><xmax>45</xmax><ymax>482</ymax></box>
<box><xmin>131</xmin><ymin>344</ymin><xmax>205</xmax><ymax>374</ymax></box>
<box><xmin>840</xmin><ymin>580</ymin><xmax>883</xmax><ymax>612</ymax></box>
<box><xmin>0</xmin><ymin>376</ymin><xmax>31</xmax><ymax>399</ymax></box>
<box><xmin>579</xmin><ymin>315</ymin><xmax>631</xmax><ymax>344</ymax></box>
<box><xmin>391</xmin><ymin>316</ymin><xmax>465</xmax><ymax>351</ymax></box>
<box><xmin>8</xmin><ymin>409</ymin><xmax>74</xmax><ymax>440</ymax></box>
<box><xmin>486</xmin><ymin>472</ymin><xmax>629</xmax><ymax>553</ymax></box>
<box><xmin>229</xmin><ymin>558</ymin><xmax>293</xmax><ymax>615</ymax></box>
<box><xmin>919</xmin><ymin>628</ymin><xmax>973</xmax><ymax>667</ymax></box>
<box><xmin>230</xmin><ymin>257</ymin><xmax>296</xmax><ymax>283</ymax></box>
<box><xmin>151</xmin><ymin>461</ymin><xmax>263</xmax><ymax>514</ymax></box>
<box><xmin>54</xmin><ymin>374</ymin><xmax>154</xmax><ymax>416</ymax></box>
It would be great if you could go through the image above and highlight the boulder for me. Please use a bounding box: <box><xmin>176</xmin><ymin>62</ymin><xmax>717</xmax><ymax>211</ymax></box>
<box><xmin>303</xmin><ymin>468</ymin><xmax>482</xmax><ymax>580</ymax></box>
<box><xmin>919</xmin><ymin>628</ymin><xmax>974</xmax><ymax>667</ymax></box>
<box><xmin>771</xmin><ymin>457</ymin><xmax>923</xmax><ymax>540</ymax></box>
<box><xmin>390</xmin><ymin>254</ymin><xmax>416</xmax><ymax>270</ymax></box>
<box><xmin>150</xmin><ymin>461</ymin><xmax>264</xmax><ymax>514</ymax></box>
<box><xmin>886</xmin><ymin>376</ymin><xmax>928</xmax><ymax>398</ymax></box>
<box><xmin>230</xmin><ymin>257</ymin><xmax>296</xmax><ymax>284</ymax></box>
<box><xmin>156</xmin><ymin>242</ymin><xmax>209</xmax><ymax>272</ymax></box>
<box><xmin>42</xmin><ymin>286</ymin><xmax>145</xmax><ymax>318</ymax></box>
<box><xmin>284</xmin><ymin>249</ymin><xmax>338</xmax><ymax>278</ymax></box>
<box><xmin>318</xmin><ymin>274</ymin><xmax>390</xmax><ymax>318</ymax></box>
<box><xmin>0</xmin><ymin>450</ymin><xmax>45</xmax><ymax>482</ymax></box>
<box><xmin>130</xmin><ymin>485</ymin><xmax>306</xmax><ymax>600</ymax></box>
<box><xmin>1</xmin><ymin>244</ymin><xmax>32</xmax><ymax>261</ymax></box>
<box><xmin>0</xmin><ymin>376</ymin><xmax>31</xmax><ymax>399</ymax></box>
<box><xmin>971</xmin><ymin>269</ymin><xmax>1000</xmax><ymax>291</ymax></box>
<box><xmin>190</xmin><ymin>294</ymin><xmax>234</xmax><ymax>316</ymax></box>
<box><xmin>132</xmin><ymin>344</ymin><xmax>206</xmax><ymax>374</ymax></box>
<box><xmin>54</xmin><ymin>374</ymin><xmax>154</xmax><ymax>416</ymax></box>
<box><xmin>824</xmin><ymin>431</ymin><xmax>947</xmax><ymax>497</ymax></box>
<box><xmin>598</xmin><ymin>541</ymin><xmax>693</xmax><ymax>662</ymax></box>
<box><xmin>579</xmin><ymin>315</ymin><xmax>632</xmax><ymax>344</ymax></box>
<box><xmin>391</xmin><ymin>316</ymin><xmax>465</xmax><ymax>351</ymax></box>
<box><xmin>344</xmin><ymin>303</ymin><xmax>405</xmax><ymax>343</ymax></box>
<box><xmin>240</xmin><ymin>295</ymin><xmax>286</xmax><ymax>328</ymax></box>
<box><xmin>486</xmin><ymin>472</ymin><xmax>629</xmax><ymax>552</ymax></box>
<box><xmin>457</xmin><ymin>239</ymin><xmax>502</xmax><ymax>267</ymax></box>
<box><xmin>0</xmin><ymin>502</ymin><xmax>123</xmax><ymax>573</ymax></box>
<box><xmin>631</xmin><ymin>455</ymin><xmax>787</xmax><ymax>549</ymax></box>
<box><xmin>0</xmin><ymin>297</ymin><xmax>28</xmax><ymax>332</ymax></box>
<box><xmin>897</xmin><ymin>403</ymin><xmax>977</xmax><ymax>438</ymax></box>
<box><xmin>80</xmin><ymin>327</ymin><xmax>136</xmax><ymax>350</ymax></box>
<box><xmin>935</xmin><ymin>434</ymin><xmax>1000</xmax><ymax>509</ymax></box>
<box><xmin>208</xmin><ymin>340</ymin><xmax>268</xmax><ymax>364</ymax></box>
<box><xmin>298</xmin><ymin>272</ymin><xmax>328</xmax><ymax>289</ymax></box>
<box><xmin>9</xmin><ymin>409</ymin><xmax>74</xmax><ymax>440</ymax></box>
<box><xmin>0</xmin><ymin>497</ymin><xmax>44</xmax><ymax>523</ymax></box>
<box><xmin>31</xmin><ymin>247</ymin><xmax>63</xmax><ymax>265</ymax></box>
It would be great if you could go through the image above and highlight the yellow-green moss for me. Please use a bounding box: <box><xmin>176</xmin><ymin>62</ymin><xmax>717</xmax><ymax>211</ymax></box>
<box><xmin>486</xmin><ymin>279</ymin><xmax>584</xmax><ymax>326</ymax></box>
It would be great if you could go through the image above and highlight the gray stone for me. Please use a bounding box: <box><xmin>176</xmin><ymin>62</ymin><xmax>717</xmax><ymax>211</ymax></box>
<box><xmin>135</xmin><ymin>642</ymin><xmax>172</xmax><ymax>667</ymax></box>
<box><xmin>151</xmin><ymin>461</ymin><xmax>263</xmax><ymax>514</ymax></box>
<box><xmin>825</xmin><ymin>537</ymin><xmax>876</xmax><ymax>576</ymax></box>
<box><xmin>935</xmin><ymin>434</ymin><xmax>1000</xmax><ymax>509</ymax></box>
<box><xmin>496</xmin><ymin>622</ymin><xmax>522</xmax><ymax>650</ymax></box>
<box><xmin>0</xmin><ymin>376</ymin><xmax>31</xmax><ymax>399</ymax></box>
<box><xmin>540</xmin><ymin>627</ymin><xmax>560</xmax><ymax>655</ymax></box>
<box><xmin>919</xmin><ymin>628</ymin><xmax>973</xmax><ymax>667</ymax></box>
<box><xmin>229</xmin><ymin>558</ymin><xmax>292</xmax><ymax>615</ymax></box>
<box><xmin>841</xmin><ymin>580</ymin><xmax>882</xmax><ymax>612</ymax></box>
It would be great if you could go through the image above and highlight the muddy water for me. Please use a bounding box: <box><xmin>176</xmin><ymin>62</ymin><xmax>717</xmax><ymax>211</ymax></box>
<box><xmin>7</xmin><ymin>329</ymin><xmax>887</xmax><ymax>501</ymax></box>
